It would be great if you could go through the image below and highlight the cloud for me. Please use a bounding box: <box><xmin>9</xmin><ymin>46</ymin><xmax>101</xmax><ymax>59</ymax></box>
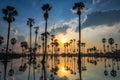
<box><xmin>75</xmin><ymin>10</ymin><xmax>120</xmax><ymax>32</ymax></box>
<box><xmin>93</xmin><ymin>0</ymin><xmax>101</xmax><ymax>4</ymax></box>
<box><xmin>50</xmin><ymin>24</ymin><xmax>69</xmax><ymax>35</ymax></box>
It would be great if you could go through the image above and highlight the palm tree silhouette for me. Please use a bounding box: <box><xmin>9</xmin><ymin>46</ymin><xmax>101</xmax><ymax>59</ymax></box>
<box><xmin>102</xmin><ymin>38</ymin><xmax>106</xmax><ymax>53</ymax></box>
<box><xmin>108</xmin><ymin>38</ymin><xmax>114</xmax><ymax>52</ymax></box>
<box><xmin>2</xmin><ymin>6</ymin><xmax>18</xmax><ymax>80</ymax></box>
<box><xmin>41</xmin><ymin>3</ymin><xmax>52</xmax><ymax>62</ymax></box>
<box><xmin>2</xmin><ymin>6</ymin><xmax>18</xmax><ymax>53</ymax></box>
<box><xmin>27</xmin><ymin>18</ymin><xmax>34</xmax><ymax>59</ymax></box>
<box><xmin>38</xmin><ymin>45</ymin><xmax>41</xmax><ymax>53</ymax></box>
<box><xmin>10</xmin><ymin>38</ymin><xmax>17</xmax><ymax>53</ymax></box>
<box><xmin>107</xmin><ymin>45</ymin><xmax>109</xmax><ymax>52</ymax></box>
<box><xmin>41</xmin><ymin>3</ymin><xmax>52</xmax><ymax>80</ymax></box>
<box><xmin>33</xmin><ymin>26</ymin><xmax>39</xmax><ymax>61</ymax></box>
<box><xmin>0</xmin><ymin>35</ymin><xmax>4</xmax><ymax>53</ymax></box>
<box><xmin>27</xmin><ymin>18</ymin><xmax>34</xmax><ymax>80</ymax></box>
<box><xmin>72</xmin><ymin>2</ymin><xmax>85</xmax><ymax>80</ymax></box>
<box><xmin>0</xmin><ymin>35</ymin><xmax>4</xmax><ymax>46</ymax></box>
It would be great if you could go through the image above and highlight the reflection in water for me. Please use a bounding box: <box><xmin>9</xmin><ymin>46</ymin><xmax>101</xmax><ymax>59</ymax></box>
<box><xmin>0</xmin><ymin>53</ymin><xmax>120</xmax><ymax>80</ymax></box>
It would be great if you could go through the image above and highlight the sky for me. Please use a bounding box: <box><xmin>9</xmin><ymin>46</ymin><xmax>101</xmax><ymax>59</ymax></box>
<box><xmin>0</xmin><ymin>0</ymin><xmax>120</xmax><ymax>53</ymax></box>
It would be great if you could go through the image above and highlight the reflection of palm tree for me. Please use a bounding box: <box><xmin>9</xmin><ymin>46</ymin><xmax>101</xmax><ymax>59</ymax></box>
<box><xmin>104</xmin><ymin>58</ymin><xmax>108</xmax><ymax>76</ymax></box>
<box><xmin>72</xmin><ymin>2</ymin><xmax>85</xmax><ymax>77</ymax></box>
<box><xmin>102</xmin><ymin>38</ymin><xmax>106</xmax><ymax>53</ymax></box>
<box><xmin>2</xmin><ymin>6</ymin><xmax>18</xmax><ymax>80</ymax></box>
<box><xmin>41</xmin><ymin>3</ymin><xmax>52</xmax><ymax>80</ymax></box>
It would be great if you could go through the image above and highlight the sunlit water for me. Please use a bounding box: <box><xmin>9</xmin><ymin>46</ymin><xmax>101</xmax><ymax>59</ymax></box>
<box><xmin>0</xmin><ymin>56</ymin><xmax>120</xmax><ymax>80</ymax></box>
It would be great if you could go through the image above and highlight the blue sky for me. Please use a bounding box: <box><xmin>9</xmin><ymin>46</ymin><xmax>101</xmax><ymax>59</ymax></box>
<box><xmin>0</xmin><ymin>0</ymin><xmax>120</xmax><ymax>52</ymax></box>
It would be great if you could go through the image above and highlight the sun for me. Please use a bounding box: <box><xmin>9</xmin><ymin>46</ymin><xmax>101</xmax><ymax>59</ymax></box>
<box><xmin>61</xmin><ymin>38</ymin><xmax>67</xmax><ymax>43</ymax></box>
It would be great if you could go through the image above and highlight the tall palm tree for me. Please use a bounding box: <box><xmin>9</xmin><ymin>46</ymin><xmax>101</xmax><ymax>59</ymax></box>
<box><xmin>41</xmin><ymin>3</ymin><xmax>52</xmax><ymax>62</ymax></box>
<box><xmin>2</xmin><ymin>6</ymin><xmax>18</xmax><ymax>80</ymax></box>
<box><xmin>72</xmin><ymin>2</ymin><xmax>85</xmax><ymax>80</ymax></box>
<box><xmin>27</xmin><ymin>18</ymin><xmax>34</xmax><ymax>58</ymax></box>
<box><xmin>102</xmin><ymin>38</ymin><xmax>106</xmax><ymax>53</ymax></box>
<box><xmin>41</xmin><ymin>4</ymin><xmax>52</xmax><ymax>80</ymax></box>
<box><xmin>27</xmin><ymin>18</ymin><xmax>34</xmax><ymax>80</ymax></box>
<box><xmin>2</xmin><ymin>6</ymin><xmax>18</xmax><ymax>53</ymax></box>
<box><xmin>33</xmin><ymin>26</ymin><xmax>39</xmax><ymax>60</ymax></box>
<box><xmin>10</xmin><ymin>38</ymin><xmax>17</xmax><ymax>53</ymax></box>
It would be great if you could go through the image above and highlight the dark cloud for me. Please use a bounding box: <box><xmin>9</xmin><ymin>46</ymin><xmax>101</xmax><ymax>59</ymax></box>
<box><xmin>50</xmin><ymin>25</ymin><xmax>69</xmax><ymax>35</ymax></box>
<box><xmin>83</xmin><ymin>10</ymin><xmax>120</xmax><ymax>27</ymax></box>
<box><xmin>76</xmin><ymin>10</ymin><xmax>120</xmax><ymax>32</ymax></box>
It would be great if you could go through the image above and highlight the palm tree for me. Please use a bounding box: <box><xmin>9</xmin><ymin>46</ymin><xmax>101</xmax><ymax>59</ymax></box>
<box><xmin>41</xmin><ymin>4</ymin><xmax>52</xmax><ymax>80</ymax></box>
<box><xmin>10</xmin><ymin>38</ymin><xmax>17</xmax><ymax>53</ymax></box>
<box><xmin>38</xmin><ymin>45</ymin><xmax>41</xmax><ymax>53</ymax></box>
<box><xmin>0</xmin><ymin>35</ymin><xmax>4</xmax><ymax>46</ymax></box>
<box><xmin>0</xmin><ymin>35</ymin><xmax>4</xmax><ymax>52</ymax></box>
<box><xmin>102</xmin><ymin>38</ymin><xmax>106</xmax><ymax>53</ymax></box>
<box><xmin>2</xmin><ymin>6</ymin><xmax>18</xmax><ymax>53</ymax></box>
<box><xmin>27</xmin><ymin>18</ymin><xmax>34</xmax><ymax>58</ymax></box>
<box><xmin>2</xmin><ymin>6</ymin><xmax>18</xmax><ymax>80</ymax></box>
<box><xmin>107</xmin><ymin>45</ymin><xmax>109</xmax><ymax>52</ymax></box>
<box><xmin>33</xmin><ymin>26</ymin><xmax>39</xmax><ymax>60</ymax></box>
<box><xmin>27</xmin><ymin>18</ymin><xmax>35</xmax><ymax>80</ymax></box>
<box><xmin>73</xmin><ymin>39</ymin><xmax>76</xmax><ymax>53</ymax></box>
<box><xmin>72</xmin><ymin>2</ymin><xmax>85</xmax><ymax>80</ymax></box>
<box><xmin>108</xmin><ymin>38</ymin><xmax>114</xmax><ymax>52</ymax></box>
<box><xmin>41</xmin><ymin>3</ymin><xmax>52</xmax><ymax>62</ymax></box>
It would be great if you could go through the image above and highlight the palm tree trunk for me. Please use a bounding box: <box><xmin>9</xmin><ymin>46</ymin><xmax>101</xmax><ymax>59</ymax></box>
<box><xmin>4</xmin><ymin>22</ymin><xmax>10</xmax><ymax>80</ymax></box>
<box><xmin>42</xmin><ymin>15</ymin><xmax>48</xmax><ymax>80</ymax></box>
<box><xmin>78</xmin><ymin>13</ymin><xmax>82</xmax><ymax>80</ymax></box>
<box><xmin>6</xmin><ymin>22</ymin><xmax>11</xmax><ymax>54</ymax></box>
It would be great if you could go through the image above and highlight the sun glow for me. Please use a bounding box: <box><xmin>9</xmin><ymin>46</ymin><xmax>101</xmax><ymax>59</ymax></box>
<box><xmin>62</xmin><ymin>67</ymin><xmax>65</xmax><ymax>72</ymax></box>
<box><xmin>61</xmin><ymin>38</ymin><xmax>67</xmax><ymax>43</ymax></box>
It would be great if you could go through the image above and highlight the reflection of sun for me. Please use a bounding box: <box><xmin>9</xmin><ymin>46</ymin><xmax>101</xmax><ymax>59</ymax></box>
<box><xmin>61</xmin><ymin>38</ymin><xmax>67</xmax><ymax>43</ymax></box>
<box><xmin>62</xmin><ymin>67</ymin><xmax>65</xmax><ymax>72</ymax></box>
